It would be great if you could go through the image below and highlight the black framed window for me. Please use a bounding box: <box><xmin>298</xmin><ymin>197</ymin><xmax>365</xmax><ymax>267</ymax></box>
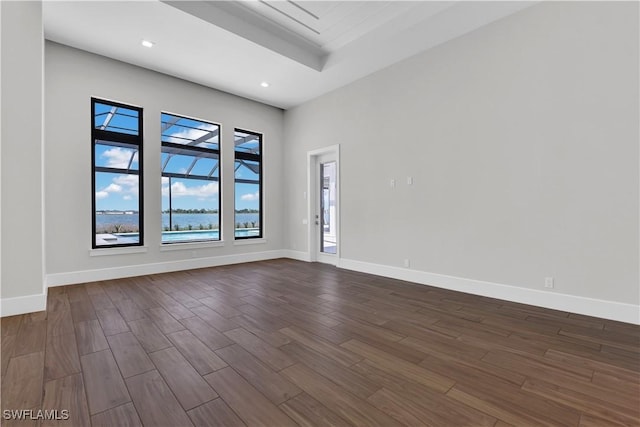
<box><xmin>161</xmin><ymin>113</ymin><xmax>221</xmax><ymax>243</ymax></box>
<box><xmin>234</xmin><ymin>129</ymin><xmax>262</xmax><ymax>239</ymax></box>
<box><xmin>92</xmin><ymin>98</ymin><xmax>143</xmax><ymax>248</ymax></box>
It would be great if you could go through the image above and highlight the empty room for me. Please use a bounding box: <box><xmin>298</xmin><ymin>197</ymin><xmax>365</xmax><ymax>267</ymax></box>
<box><xmin>1</xmin><ymin>1</ymin><xmax>638</xmax><ymax>426</ymax></box>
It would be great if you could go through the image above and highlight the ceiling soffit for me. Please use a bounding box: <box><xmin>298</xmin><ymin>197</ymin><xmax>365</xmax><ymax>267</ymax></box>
<box><xmin>162</xmin><ymin>1</ymin><xmax>456</xmax><ymax>72</ymax></box>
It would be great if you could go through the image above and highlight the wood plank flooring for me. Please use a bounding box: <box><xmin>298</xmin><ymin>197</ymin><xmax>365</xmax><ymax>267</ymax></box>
<box><xmin>1</xmin><ymin>259</ymin><xmax>638</xmax><ymax>426</ymax></box>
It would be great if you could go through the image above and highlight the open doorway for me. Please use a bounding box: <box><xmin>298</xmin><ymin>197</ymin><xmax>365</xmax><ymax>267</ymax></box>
<box><xmin>307</xmin><ymin>145</ymin><xmax>340</xmax><ymax>264</ymax></box>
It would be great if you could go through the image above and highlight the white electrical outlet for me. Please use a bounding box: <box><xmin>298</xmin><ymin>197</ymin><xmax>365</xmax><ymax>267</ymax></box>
<box><xmin>403</xmin><ymin>259</ymin><xmax>410</xmax><ymax>268</ymax></box>
<box><xmin>544</xmin><ymin>277</ymin><xmax>554</xmax><ymax>288</ymax></box>
<box><xmin>407</xmin><ymin>176</ymin><xmax>413</xmax><ymax>185</ymax></box>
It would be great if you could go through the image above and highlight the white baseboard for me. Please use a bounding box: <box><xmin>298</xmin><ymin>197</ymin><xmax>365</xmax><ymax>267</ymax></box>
<box><xmin>47</xmin><ymin>250</ymin><xmax>287</xmax><ymax>287</ymax></box>
<box><xmin>11</xmin><ymin>251</ymin><xmax>635</xmax><ymax>325</ymax></box>
<box><xmin>282</xmin><ymin>250</ymin><xmax>312</xmax><ymax>262</ymax></box>
<box><xmin>338</xmin><ymin>258</ymin><xmax>640</xmax><ymax>325</ymax></box>
<box><xmin>0</xmin><ymin>293</ymin><xmax>47</xmax><ymax>317</ymax></box>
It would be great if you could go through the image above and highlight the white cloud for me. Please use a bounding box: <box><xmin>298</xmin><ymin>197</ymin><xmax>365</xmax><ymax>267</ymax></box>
<box><xmin>112</xmin><ymin>175</ymin><xmax>138</xmax><ymax>195</ymax></box>
<box><xmin>101</xmin><ymin>147</ymin><xmax>138</xmax><ymax>168</ymax></box>
<box><xmin>113</xmin><ymin>175</ymin><xmax>138</xmax><ymax>188</ymax></box>
<box><xmin>241</xmin><ymin>191</ymin><xmax>259</xmax><ymax>201</ymax></box>
<box><xmin>104</xmin><ymin>183</ymin><xmax>122</xmax><ymax>193</ymax></box>
<box><xmin>97</xmin><ymin>175</ymin><xmax>138</xmax><ymax>203</ymax></box>
<box><xmin>162</xmin><ymin>181</ymin><xmax>218</xmax><ymax>198</ymax></box>
<box><xmin>96</xmin><ymin>182</ymin><xmax>122</xmax><ymax>201</ymax></box>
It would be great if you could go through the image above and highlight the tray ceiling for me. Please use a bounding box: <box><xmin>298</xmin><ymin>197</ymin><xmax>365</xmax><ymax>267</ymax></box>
<box><xmin>44</xmin><ymin>1</ymin><xmax>536</xmax><ymax>109</ymax></box>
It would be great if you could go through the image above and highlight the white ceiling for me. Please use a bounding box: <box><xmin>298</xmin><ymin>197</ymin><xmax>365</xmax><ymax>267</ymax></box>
<box><xmin>239</xmin><ymin>1</ymin><xmax>420</xmax><ymax>51</ymax></box>
<box><xmin>43</xmin><ymin>1</ymin><xmax>536</xmax><ymax>109</ymax></box>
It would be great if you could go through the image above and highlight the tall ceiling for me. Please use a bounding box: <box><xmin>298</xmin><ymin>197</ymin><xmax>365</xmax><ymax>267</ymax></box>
<box><xmin>43</xmin><ymin>1</ymin><xmax>535</xmax><ymax>109</ymax></box>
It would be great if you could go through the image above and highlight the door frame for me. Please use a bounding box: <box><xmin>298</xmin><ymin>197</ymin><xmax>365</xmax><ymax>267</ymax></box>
<box><xmin>307</xmin><ymin>145</ymin><xmax>340</xmax><ymax>264</ymax></box>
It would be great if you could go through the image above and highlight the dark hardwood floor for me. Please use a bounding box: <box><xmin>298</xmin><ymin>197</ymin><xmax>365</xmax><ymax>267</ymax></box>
<box><xmin>1</xmin><ymin>259</ymin><xmax>639</xmax><ymax>426</ymax></box>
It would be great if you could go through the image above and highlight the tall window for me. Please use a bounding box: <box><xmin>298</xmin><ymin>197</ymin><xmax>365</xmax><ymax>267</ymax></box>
<box><xmin>234</xmin><ymin>129</ymin><xmax>262</xmax><ymax>239</ymax></box>
<box><xmin>92</xmin><ymin>99</ymin><xmax>143</xmax><ymax>248</ymax></box>
<box><xmin>161</xmin><ymin>113</ymin><xmax>221</xmax><ymax>243</ymax></box>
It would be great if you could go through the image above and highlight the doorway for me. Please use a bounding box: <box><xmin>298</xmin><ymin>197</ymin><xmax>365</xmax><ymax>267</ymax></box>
<box><xmin>307</xmin><ymin>146</ymin><xmax>340</xmax><ymax>264</ymax></box>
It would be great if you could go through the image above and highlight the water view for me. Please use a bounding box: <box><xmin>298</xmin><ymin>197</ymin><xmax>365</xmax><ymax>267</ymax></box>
<box><xmin>96</xmin><ymin>212</ymin><xmax>259</xmax><ymax>233</ymax></box>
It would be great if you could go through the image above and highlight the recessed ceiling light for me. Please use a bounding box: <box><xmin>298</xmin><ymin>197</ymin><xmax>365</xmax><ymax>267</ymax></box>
<box><xmin>260</xmin><ymin>81</ymin><xmax>270</xmax><ymax>88</ymax></box>
<box><xmin>141</xmin><ymin>40</ymin><xmax>154</xmax><ymax>48</ymax></box>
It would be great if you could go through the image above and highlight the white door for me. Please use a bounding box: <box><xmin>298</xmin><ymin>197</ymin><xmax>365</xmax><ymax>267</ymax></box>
<box><xmin>308</xmin><ymin>147</ymin><xmax>339</xmax><ymax>264</ymax></box>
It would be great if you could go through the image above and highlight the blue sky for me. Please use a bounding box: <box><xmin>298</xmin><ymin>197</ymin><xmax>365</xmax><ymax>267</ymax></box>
<box><xmin>94</xmin><ymin>156</ymin><xmax>260</xmax><ymax>212</ymax></box>
<box><xmin>94</xmin><ymin>115</ymin><xmax>260</xmax><ymax>212</ymax></box>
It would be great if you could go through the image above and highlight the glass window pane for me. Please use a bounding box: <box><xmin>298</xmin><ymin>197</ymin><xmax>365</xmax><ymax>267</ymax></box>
<box><xmin>190</xmin><ymin>158</ymin><xmax>218</xmax><ymax>178</ymax></box>
<box><xmin>95</xmin><ymin>142</ymin><xmax>139</xmax><ymax>170</ymax></box>
<box><xmin>234</xmin><ymin>129</ymin><xmax>262</xmax><ymax>239</ymax></box>
<box><xmin>161</xmin><ymin>112</ymin><xmax>220</xmax><ymax>244</ymax></box>
<box><xmin>163</xmin><ymin>154</ymin><xmax>197</xmax><ymax>175</ymax></box>
<box><xmin>93</xmin><ymin>99</ymin><xmax>143</xmax><ymax>249</ymax></box>
<box><xmin>161</xmin><ymin>113</ymin><xmax>219</xmax><ymax>150</ymax></box>
<box><xmin>94</xmin><ymin>102</ymin><xmax>139</xmax><ymax>135</ymax></box>
<box><xmin>94</xmin><ymin>172</ymin><xmax>140</xmax><ymax>246</ymax></box>
<box><xmin>234</xmin><ymin>130</ymin><xmax>260</xmax><ymax>155</ymax></box>
<box><xmin>162</xmin><ymin>153</ymin><xmax>218</xmax><ymax>178</ymax></box>
<box><xmin>235</xmin><ymin>182</ymin><xmax>260</xmax><ymax>238</ymax></box>
<box><xmin>161</xmin><ymin>177</ymin><xmax>220</xmax><ymax>242</ymax></box>
<box><xmin>234</xmin><ymin>160</ymin><xmax>260</xmax><ymax>181</ymax></box>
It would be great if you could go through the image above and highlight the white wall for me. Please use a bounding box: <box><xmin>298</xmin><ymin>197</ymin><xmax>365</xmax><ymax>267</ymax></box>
<box><xmin>284</xmin><ymin>2</ymin><xmax>639</xmax><ymax>320</ymax></box>
<box><xmin>2</xmin><ymin>2</ymin><xmax>638</xmax><ymax>322</ymax></box>
<box><xmin>45</xmin><ymin>42</ymin><xmax>285</xmax><ymax>285</ymax></box>
<box><xmin>0</xmin><ymin>1</ymin><xmax>46</xmax><ymax>315</ymax></box>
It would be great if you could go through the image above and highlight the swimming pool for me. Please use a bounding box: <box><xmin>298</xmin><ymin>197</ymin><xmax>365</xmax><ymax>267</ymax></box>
<box><xmin>114</xmin><ymin>228</ymin><xmax>260</xmax><ymax>243</ymax></box>
<box><xmin>161</xmin><ymin>230</ymin><xmax>220</xmax><ymax>242</ymax></box>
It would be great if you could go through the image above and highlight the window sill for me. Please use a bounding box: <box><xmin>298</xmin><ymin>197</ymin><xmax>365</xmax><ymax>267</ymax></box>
<box><xmin>233</xmin><ymin>238</ymin><xmax>267</xmax><ymax>246</ymax></box>
<box><xmin>89</xmin><ymin>246</ymin><xmax>148</xmax><ymax>256</ymax></box>
<box><xmin>160</xmin><ymin>240</ymin><xmax>225</xmax><ymax>251</ymax></box>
